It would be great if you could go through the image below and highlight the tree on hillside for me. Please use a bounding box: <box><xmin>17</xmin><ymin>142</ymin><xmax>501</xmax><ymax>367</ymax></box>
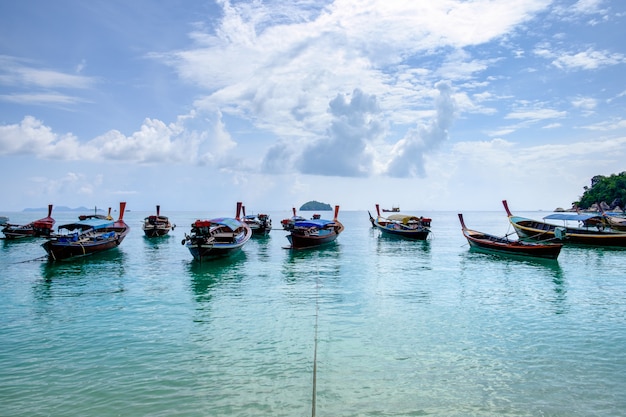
<box><xmin>576</xmin><ymin>172</ymin><xmax>626</xmax><ymax>210</ymax></box>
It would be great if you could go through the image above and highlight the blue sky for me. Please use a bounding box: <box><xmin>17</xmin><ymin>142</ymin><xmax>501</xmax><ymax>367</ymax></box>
<box><xmin>1</xmin><ymin>0</ymin><xmax>625</xmax><ymax>213</ymax></box>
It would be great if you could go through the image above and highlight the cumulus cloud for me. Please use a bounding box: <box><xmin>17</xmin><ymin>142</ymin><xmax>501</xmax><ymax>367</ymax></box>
<box><xmin>0</xmin><ymin>116</ymin><xmax>80</xmax><ymax>158</ymax></box>
<box><xmin>157</xmin><ymin>0</ymin><xmax>549</xmax><ymax>142</ymax></box>
<box><xmin>0</xmin><ymin>111</ymin><xmax>237</xmax><ymax>165</ymax></box>
<box><xmin>385</xmin><ymin>81</ymin><xmax>455</xmax><ymax>177</ymax></box>
<box><xmin>294</xmin><ymin>88</ymin><xmax>383</xmax><ymax>177</ymax></box>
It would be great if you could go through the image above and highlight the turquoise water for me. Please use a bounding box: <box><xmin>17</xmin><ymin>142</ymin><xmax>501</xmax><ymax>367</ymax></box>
<box><xmin>1</xmin><ymin>209</ymin><xmax>625</xmax><ymax>416</ymax></box>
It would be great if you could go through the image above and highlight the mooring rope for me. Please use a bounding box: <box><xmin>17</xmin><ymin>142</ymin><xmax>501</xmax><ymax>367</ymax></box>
<box><xmin>14</xmin><ymin>256</ymin><xmax>48</xmax><ymax>264</ymax></box>
<box><xmin>311</xmin><ymin>266</ymin><xmax>320</xmax><ymax>417</ymax></box>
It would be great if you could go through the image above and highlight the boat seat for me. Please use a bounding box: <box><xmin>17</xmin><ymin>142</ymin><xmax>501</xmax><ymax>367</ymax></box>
<box><xmin>213</xmin><ymin>232</ymin><xmax>236</xmax><ymax>242</ymax></box>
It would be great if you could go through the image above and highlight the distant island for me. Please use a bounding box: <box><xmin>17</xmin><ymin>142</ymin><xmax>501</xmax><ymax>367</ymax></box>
<box><xmin>23</xmin><ymin>206</ymin><xmax>102</xmax><ymax>212</ymax></box>
<box><xmin>299</xmin><ymin>200</ymin><xmax>332</xmax><ymax>211</ymax></box>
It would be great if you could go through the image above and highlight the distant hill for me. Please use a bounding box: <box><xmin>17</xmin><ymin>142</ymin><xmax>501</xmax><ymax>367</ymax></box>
<box><xmin>299</xmin><ymin>200</ymin><xmax>332</xmax><ymax>211</ymax></box>
<box><xmin>23</xmin><ymin>206</ymin><xmax>99</xmax><ymax>212</ymax></box>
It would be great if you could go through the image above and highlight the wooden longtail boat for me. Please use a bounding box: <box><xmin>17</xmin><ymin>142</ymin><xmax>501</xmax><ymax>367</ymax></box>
<box><xmin>286</xmin><ymin>205</ymin><xmax>344</xmax><ymax>249</ymax></box>
<box><xmin>42</xmin><ymin>202</ymin><xmax>130</xmax><ymax>260</ymax></box>
<box><xmin>143</xmin><ymin>205</ymin><xmax>174</xmax><ymax>237</ymax></box>
<box><xmin>242</xmin><ymin>206</ymin><xmax>272</xmax><ymax>236</ymax></box>
<box><xmin>182</xmin><ymin>202</ymin><xmax>251</xmax><ymax>261</ymax></box>
<box><xmin>2</xmin><ymin>204</ymin><xmax>55</xmax><ymax>239</ymax></box>
<box><xmin>368</xmin><ymin>204</ymin><xmax>431</xmax><ymax>240</ymax></box>
<box><xmin>458</xmin><ymin>213</ymin><xmax>562</xmax><ymax>260</ymax></box>
<box><xmin>503</xmin><ymin>200</ymin><xmax>626</xmax><ymax>247</ymax></box>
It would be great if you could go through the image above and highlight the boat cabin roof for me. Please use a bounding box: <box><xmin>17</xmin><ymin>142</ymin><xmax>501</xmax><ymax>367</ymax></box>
<box><xmin>60</xmin><ymin>218</ymin><xmax>114</xmax><ymax>231</ymax></box>
<box><xmin>210</xmin><ymin>217</ymin><xmax>244</xmax><ymax>231</ymax></box>
<box><xmin>544</xmin><ymin>213</ymin><xmax>601</xmax><ymax>221</ymax></box>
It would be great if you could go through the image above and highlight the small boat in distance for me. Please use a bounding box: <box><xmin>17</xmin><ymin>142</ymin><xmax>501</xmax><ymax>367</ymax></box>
<box><xmin>369</xmin><ymin>204</ymin><xmax>431</xmax><ymax>240</ymax></box>
<box><xmin>143</xmin><ymin>205</ymin><xmax>174</xmax><ymax>237</ymax></box>
<box><xmin>182</xmin><ymin>202</ymin><xmax>251</xmax><ymax>261</ymax></box>
<box><xmin>242</xmin><ymin>206</ymin><xmax>272</xmax><ymax>236</ymax></box>
<box><xmin>503</xmin><ymin>200</ymin><xmax>626</xmax><ymax>247</ymax></box>
<box><xmin>382</xmin><ymin>206</ymin><xmax>400</xmax><ymax>213</ymax></box>
<box><xmin>458</xmin><ymin>213</ymin><xmax>563</xmax><ymax>260</ymax></box>
<box><xmin>285</xmin><ymin>205</ymin><xmax>344</xmax><ymax>250</ymax></box>
<box><xmin>78</xmin><ymin>207</ymin><xmax>113</xmax><ymax>221</ymax></box>
<box><xmin>42</xmin><ymin>202</ymin><xmax>130</xmax><ymax>260</ymax></box>
<box><xmin>2</xmin><ymin>204</ymin><xmax>55</xmax><ymax>239</ymax></box>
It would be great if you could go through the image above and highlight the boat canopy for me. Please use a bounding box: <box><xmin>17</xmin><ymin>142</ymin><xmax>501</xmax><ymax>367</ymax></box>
<box><xmin>211</xmin><ymin>217</ymin><xmax>244</xmax><ymax>231</ymax></box>
<box><xmin>387</xmin><ymin>214</ymin><xmax>420</xmax><ymax>222</ymax></box>
<box><xmin>294</xmin><ymin>219</ymin><xmax>334</xmax><ymax>228</ymax></box>
<box><xmin>60</xmin><ymin>218</ymin><xmax>114</xmax><ymax>231</ymax></box>
<box><xmin>544</xmin><ymin>213</ymin><xmax>601</xmax><ymax>221</ymax></box>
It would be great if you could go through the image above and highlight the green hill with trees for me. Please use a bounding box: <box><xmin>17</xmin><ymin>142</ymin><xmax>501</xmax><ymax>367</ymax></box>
<box><xmin>299</xmin><ymin>201</ymin><xmax>332</xmax><ymax>211</ymax></box>
<box><xmin>576</xmin><ymin>171</ymin><xmax>626</xmax><ymax>210</ymax></box>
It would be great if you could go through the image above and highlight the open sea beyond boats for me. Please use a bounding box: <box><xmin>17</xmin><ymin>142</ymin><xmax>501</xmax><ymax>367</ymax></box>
<box><xmin>1</xmin><ymin>209</ymin><xmax>625</xmax><ymax>416</ymax></box>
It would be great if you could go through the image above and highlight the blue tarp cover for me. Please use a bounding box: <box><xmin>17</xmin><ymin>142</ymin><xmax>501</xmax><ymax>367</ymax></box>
<box><xmin>294</xmin><ymin>219</ymin><xmax>334</xmax><ymax>228</ymax></box>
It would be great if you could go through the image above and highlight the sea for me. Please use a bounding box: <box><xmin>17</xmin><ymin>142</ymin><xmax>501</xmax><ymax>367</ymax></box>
<box><xmin>1</xmin><ymin>209</ymin><xmax>625</xmax><ymax>417</ymax></box>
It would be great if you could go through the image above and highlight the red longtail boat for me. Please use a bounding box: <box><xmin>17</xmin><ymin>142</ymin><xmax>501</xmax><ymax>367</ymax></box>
<box><xmin>2</xmin><ymin>204</ymin><xmax>55</xmax><ymax>239</ymax></box>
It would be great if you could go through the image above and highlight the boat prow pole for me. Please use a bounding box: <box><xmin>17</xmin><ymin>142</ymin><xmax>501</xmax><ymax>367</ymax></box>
<box><xmin>118</xmin><ymin>202</ymin><xmax>127</xmax><ymax>221</ymax></box>
<box><xmin>458</xmin><ymin>213</ymin><xmax>467</xmax><ymax>230</ymax></box>
<box><xmin>236</xmin><ymin>202</ymin><xmax>242</xmax><ymax>220</ymax></box>
<box><xmin>333</xmin><ymin>205</ymin><xmax>340</xmax><ymax>222</ymax></box>
<box><xmin>502</xmin><ymin>200</ymin><xmax>513</xmax><ymax>217</ymax></box>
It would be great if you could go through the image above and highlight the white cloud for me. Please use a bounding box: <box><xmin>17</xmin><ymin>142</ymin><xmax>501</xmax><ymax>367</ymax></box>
<box><xmin>552</xmin><ymin>48</ymin><xmax>626</xmax><ymax>70</ymax></box>
<box><xmin>580</xmin><ymin>118</ymin><xmax>626</xmax><ymax>131</ymax></box>
<box><xmin>0</xmin><ymin>55</ymin><xmax>97</xmax><ymax>89</ymax></box>
<box><xmin>0</xmin><ymin>93</ymin><xmax>87</xmax><ymax>105</ymax></box>
<box><xmin>156</xmin><ymin>0</ymin><xmax>550</xmax><ymax>144</ymax></box>
<box><xmin>0</xmin><ymin>116</ymin><xmax>79</xmax><ymax>158</ymax></box>
<box><xmin>296</xmin><ymin>88</ymin><xmax>384</xmax><ymax>177</ymax></box>
<box><xmin>386</xmin><ymin>80</ymin><xmax>456</xmax><ymax>177</ymax></box>
<box><xmin>505</xmin><ymin>108</ymin><xmax>567</xmax><ymax>121</ymax></box>
<box><xmin>0</xmin><ymin>112</ymin><xmax>237</xmax><ymax>165</ymax></box>
<box><xmin>572</xmin><ymin>96</ymin><xmax>598</xmax><ymax>110</ymax></box>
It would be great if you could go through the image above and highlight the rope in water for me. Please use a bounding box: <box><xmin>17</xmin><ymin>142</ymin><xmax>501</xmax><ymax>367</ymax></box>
<box><xmin>311</xmin><ymin>267</ymin><xmax>320</xmax><ymax>417</ymax></box>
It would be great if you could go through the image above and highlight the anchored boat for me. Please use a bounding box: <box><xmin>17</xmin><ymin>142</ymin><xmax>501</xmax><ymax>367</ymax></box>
<box><xmin>42</xmin><ymin>202</ymin><xmax>130</xmax><ymax>260</ymax></box>
<box><xmin>458</xmin><ymin>213</ymin><xmax>562</xmax><ymax>260</ymax></box>
<box><xmin>182</xmin><ymin>202</ymin><xmax>251</xmax><ymax>261</ymax></box>
<box><xmin>285</xmin><ymin>205</ymin><xmax>344</xmax><ymax>249</ymax></box>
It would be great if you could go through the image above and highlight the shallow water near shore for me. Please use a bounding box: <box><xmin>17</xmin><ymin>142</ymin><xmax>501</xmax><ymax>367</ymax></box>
<box><xmin>1</xmin><ymin>209</ymin><xmax>625</xmax><ymax>416</ymax></box>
